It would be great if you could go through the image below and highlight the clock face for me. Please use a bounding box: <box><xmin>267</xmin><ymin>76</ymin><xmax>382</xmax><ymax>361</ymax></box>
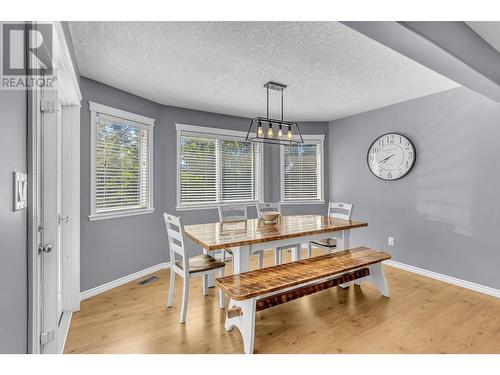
<box><xmin>367</xmin><ymin>133</ymin><xmax>416</xmax><ymax>180</ymax></box>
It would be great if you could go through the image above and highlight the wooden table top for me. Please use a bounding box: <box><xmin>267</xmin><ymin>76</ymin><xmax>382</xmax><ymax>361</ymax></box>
<box><xmin>216</xmin><ymin>247</ymin><xmax>391</xmax><ymax>300</ymax></box>
<box><xmin>184</xmin><ymin>214</ymin><xmax>367</xmax><ymax>251</ymax></box>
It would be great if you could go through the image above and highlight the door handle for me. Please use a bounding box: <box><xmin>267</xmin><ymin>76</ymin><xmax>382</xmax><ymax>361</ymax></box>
<box><xmin>58</xmin><ymin>214</ymin><xmax>69</xmax><ymax>224</ymax></box>
<box><xmin>39</xmin><ymin>244</ymin><xmax>53</xmax><ymax>254</ymax></box>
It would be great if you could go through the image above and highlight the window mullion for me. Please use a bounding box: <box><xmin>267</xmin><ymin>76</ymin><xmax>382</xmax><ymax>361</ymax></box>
<box><xmin>215</xmin><ymin>139</ymin><xmax>222</xmax><ymax>204</ymax></box>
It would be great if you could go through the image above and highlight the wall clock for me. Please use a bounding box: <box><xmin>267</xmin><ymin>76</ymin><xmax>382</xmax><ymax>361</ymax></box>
<box><xmin>367</xmin><ymin>133</ymin><xmax>416</xmax><ymax>180</ymax></box>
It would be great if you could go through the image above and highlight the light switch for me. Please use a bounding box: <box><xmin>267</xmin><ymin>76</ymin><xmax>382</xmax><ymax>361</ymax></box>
<box><xmin>388</xmin><ymin>237</ymin><xmax>395</xmax><ymax>247</ymax></box>
<box><xmin>14</xmin><ymin>172</ymin><xmax>27</xmax><ymax>211</ymax></box>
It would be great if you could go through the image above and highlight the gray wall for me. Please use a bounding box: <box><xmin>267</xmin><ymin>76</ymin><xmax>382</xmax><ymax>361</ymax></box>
<box><xmin>330</xmin><ymin>86</ymin><xmax>500</xmax><ymax>289</ymax></box>
<box><xmin>0</xmin><ymin>71</ymin><xmax>28</xmax><ymax>351</ymax></box>
<box><xmin>80</xmin><ymin>77</ymin><xmax>329</xmax><ymax>291</ymax></box>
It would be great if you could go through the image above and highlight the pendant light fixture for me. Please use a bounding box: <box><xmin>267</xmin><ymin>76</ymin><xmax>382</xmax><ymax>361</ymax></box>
<box><xmin>246</xmin><ymin>81</ymin><xmax>303</xmax><ymax>145</ymax></box>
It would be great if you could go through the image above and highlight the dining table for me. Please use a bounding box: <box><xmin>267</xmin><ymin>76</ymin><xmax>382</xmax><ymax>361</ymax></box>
<box><xmin>184</xmin><ymin>214</ymin><xmax>368</xmax><ymax>288</ymax></box>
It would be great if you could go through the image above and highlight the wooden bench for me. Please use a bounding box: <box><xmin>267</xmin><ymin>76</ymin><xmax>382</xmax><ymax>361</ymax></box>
<box><xmin>216</xmin><ymin>246</ymin><xmax>391</xmax><ymax>354</ymax></box>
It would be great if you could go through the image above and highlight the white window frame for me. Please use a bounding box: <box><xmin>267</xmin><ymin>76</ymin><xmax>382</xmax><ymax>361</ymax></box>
<box><xmin>89</xmin><ymin>102</ymin><xmax>155</xmax><ymax>221</ymax></box>
<box><xmin>176</xmin><ymin>123</ymin><xmax>264</xmax><ymax>210</ymax></box>
<box><xmin>280</xmin><ymin>134</ymin><xmax>325</xmax><ymax>204</ymax></box>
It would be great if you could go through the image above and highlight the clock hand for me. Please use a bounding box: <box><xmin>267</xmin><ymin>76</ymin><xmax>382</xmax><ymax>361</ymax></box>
<box><xmin>380</xmin><ymin>154</ymin><xmax>395</xmax><ymax>164</ymax></box>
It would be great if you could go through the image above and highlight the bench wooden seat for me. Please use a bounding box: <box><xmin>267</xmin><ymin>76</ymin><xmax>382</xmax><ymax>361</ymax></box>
<box><xmin>216</xmin><ymin>246</ymin><xmax>391</xmax><ymax>354</ymax></box>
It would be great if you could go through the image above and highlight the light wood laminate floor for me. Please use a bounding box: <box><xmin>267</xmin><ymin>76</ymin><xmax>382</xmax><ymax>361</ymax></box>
<box><xmin>65</xmin><ymin>249</ymin><xmax>500</xmax><ymax>354</ymax></box>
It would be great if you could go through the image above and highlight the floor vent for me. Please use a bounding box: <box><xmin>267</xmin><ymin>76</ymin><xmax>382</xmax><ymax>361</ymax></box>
<box><xmin>138</xmin><ymin>275</ymin><xmax>159</xmax><ymax>286</ymax></box>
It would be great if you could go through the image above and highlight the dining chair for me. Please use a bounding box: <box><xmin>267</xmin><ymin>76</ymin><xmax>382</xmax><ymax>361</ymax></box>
<box><xmin>163</xmin><ymin>213</ymin><xmax>226</xmax><ymax>324</ymax></box>
<box><xmin>307</xmin><ymin>202</ymin><xmax>353</xmax><ymax>258</ymax></box>
<box><xmin>218</xmin><ymin>204</ymin><xmax>264</xmax><ymax>269</ymax></box>
<box><xmin>256</xmin><ymin>202</ymin><xmax>301</xmax><ymax>265</ymax></box>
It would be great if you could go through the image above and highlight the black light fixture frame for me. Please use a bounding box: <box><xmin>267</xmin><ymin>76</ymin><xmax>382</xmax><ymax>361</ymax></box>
<box><xmin>246</xmin><ymin>81</ymin><xmax>304</xmax><ymax>145</ymax></box>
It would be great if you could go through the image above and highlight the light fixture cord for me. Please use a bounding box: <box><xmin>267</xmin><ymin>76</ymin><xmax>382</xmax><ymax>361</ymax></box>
<box><xmin>266</xmin><ymin>85</ymin><xmax>269</xmax><ymax>119</ymax></box>
<box><xmin>281</xmin><ymin>89</ymin><xmax>284</xmax><ymax>121</ymax></box>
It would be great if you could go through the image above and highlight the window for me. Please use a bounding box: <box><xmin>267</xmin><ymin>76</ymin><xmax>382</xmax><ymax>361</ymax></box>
<box><xmin>89</xmin><ymin>102</ymin><xmax>154</xmax><ymax>220</ymax></box>
<box><xmin>177</xmin><ymin>124</ymin><xmax>263</xmax><ymax>209</ymax></box>
<box><xmin>280</xmin><ymin>135</ymin><xmax>324</xmax><ymax>203</ymax></box>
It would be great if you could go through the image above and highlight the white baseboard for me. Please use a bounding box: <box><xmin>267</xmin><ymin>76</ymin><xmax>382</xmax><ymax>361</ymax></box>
<box><xmin>384</xmin><ymin>260</ymin><xmax>500</xmax><ymax>299</ymax></box>
<box><xmin>80</xmin><ymin>262</ymin><xmax>171</xmax><ymax>301</ymax></box>
<box><xmin>79</xmin><ymin>258</ymin><xmax>500</xmax><ymax>301</ymax></box>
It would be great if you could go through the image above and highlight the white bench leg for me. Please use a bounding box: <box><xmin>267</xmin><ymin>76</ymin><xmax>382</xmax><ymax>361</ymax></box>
<box><xmin>367</xmin><ymin>262</ymin><xmax>390</xmax><ymax>297</ymax></box>
<box><xmin>224</xmin><ymin>298</ymin><xmax>257</xmax><ymax>354</ymax></box>
<box><xmin>307</xmin><ymin>242</ymin><xmax>312</xmax><ymax>258</ymax></box>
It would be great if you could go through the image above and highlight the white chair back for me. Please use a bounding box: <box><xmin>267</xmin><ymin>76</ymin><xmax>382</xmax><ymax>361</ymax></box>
<box><xmin>163</xmin><ymin>213</ymin><xmax>188</xmax><ymax>271</ymax></box>
<box><xmin>328</xmin><ymin>202</ymin><xmax>353</xmax><ymax>220</ymax></box>
<box><xmin>218</xmin><ymin>204</ymin><xmax>248</xmax><ymax>222</ymax></box>
<box><xmin>256</xmin><ymin>202</ymin><xmax>281</xmax><ymax>218</ymax></box>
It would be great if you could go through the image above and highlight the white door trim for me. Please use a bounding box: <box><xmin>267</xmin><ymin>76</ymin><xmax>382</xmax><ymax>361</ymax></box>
<box><xmin>28</xmin><ymin>21</ymin><xmax>82</xmax><ymax>354</ymax></box>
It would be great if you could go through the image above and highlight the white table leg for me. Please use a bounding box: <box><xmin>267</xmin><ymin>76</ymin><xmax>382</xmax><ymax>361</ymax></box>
<box><xmin>338</xmin><ymin>230</ymin><xmax>352</xmax><ymax>289</ymax></box>
<box><xmin>291</xmin><ymin>244</ymin><xmax>301</xmax><ymax>262</ymax></box>
<box><xmin>202</xmin><ymin>247</ymin><xmax>215</xmax><ymax>288</ymax></box>
<box><xmin>233</xmin><ymin>245</ymin><xmax>250</xmax><ymax>275</ymax></box>
<box><xmin>337</xmin><ymin>229</ymin><xmax>351</xmax><ymax>251</ymax></box>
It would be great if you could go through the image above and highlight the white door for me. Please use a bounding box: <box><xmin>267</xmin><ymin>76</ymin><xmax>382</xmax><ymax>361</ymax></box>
<box><xmin>28</xmin><ymin>21</ymin><xmax>81</xmax><ymax>354</ymax></box>
<box><xmin>39</xmin><ymin>80</ymin><xmax>65</xmax><ymax>354</ymax></box>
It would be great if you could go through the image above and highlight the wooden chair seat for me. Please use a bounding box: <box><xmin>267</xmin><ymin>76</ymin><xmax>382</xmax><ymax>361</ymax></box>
<box><xmin>310</xmin><ymin>238</ymin><xmax>337</xmax><ymax>248</ymax></box>
<box><xmin>175</xmin><ymin>254</ymin><xmax>226</xmax><ymax>274</ymax></box>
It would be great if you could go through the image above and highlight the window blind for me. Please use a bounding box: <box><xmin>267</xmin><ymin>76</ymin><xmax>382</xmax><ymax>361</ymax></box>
<box><xmin>95</xmin><ymin>113</ymin><xmax>151</xmax><ymax>213</ymax></box>
<box><xmin>179</xmin><ymin>135</ymin><xmax>217</xmax><ymax>205</ymax></box>
<box><xmin>178</xmin><ymin>132</ymin><xmax>262</xmax><ymax>207</ymax></box>
<box><xmin>282</xmin><ymin>143</ymin><xmax>321</xmax><ymax>201</ymax></box>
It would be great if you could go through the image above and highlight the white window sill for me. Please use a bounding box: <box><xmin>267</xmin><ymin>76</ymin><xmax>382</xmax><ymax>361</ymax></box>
<box><xmin>89</xmin><ymin>208</ymin><xmax>155</xmax><ymax>221</ymax></box>
<box><xmin>279</xmin><ymin>200</ymin><xmax>326</xmax><ymax>205</ymax></box>
<box><xmin>176</xmin><ymin>205</ymin><xmax>219</xmax><ymax>212</ymax></box>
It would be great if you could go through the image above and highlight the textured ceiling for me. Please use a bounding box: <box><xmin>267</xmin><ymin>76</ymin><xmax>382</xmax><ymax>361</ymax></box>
<box><xmin>69</xmin><ymin>22</ymin><xmax>459</xmax><ymax>121</ymax></box>
<box><xmin>467</xmin><ymin>22</ymin><xmax>500</xmax><ymax>54</ymax></box>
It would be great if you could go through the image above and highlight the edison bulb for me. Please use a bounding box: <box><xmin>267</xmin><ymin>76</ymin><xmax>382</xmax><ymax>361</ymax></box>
<box><xmin>267</xmin><ymin>126</ymin><xmax>274</xmax><ymax>138</ymax></box>
<box><xmin>278</xmin><ymin>127</ymin><xmax>283</xmax><ymax>138</ymax></box>
<box><xmin>287</xmin><ymin>129</ymin><xmax>293</xmax><ymax>140</ymax></box>
<box><xmin>257</xmin><ymin>124</ymin><xmax>264</xmax><ymax>137</ymax></box>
